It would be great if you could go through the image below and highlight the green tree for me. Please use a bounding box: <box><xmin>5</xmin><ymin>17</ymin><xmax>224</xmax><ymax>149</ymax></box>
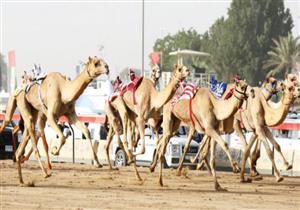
<box><xmin>0</xmin><ymin>53</ymin><xmax>8</xmax><ymax>91</ymax></box>
<box><xmin>202</xmin><ymin>0</ymin><xmax>293</xmax><ymax>84</ymax></box>
<box><xmin>153</xmin><ymin>28</ymin><xmax>202</xmax><ymax>72</ymax></box>
<box><xmin>263</xmin><ymin>33</ymin><xmax>300</xmax><ymax>77</ymax></box>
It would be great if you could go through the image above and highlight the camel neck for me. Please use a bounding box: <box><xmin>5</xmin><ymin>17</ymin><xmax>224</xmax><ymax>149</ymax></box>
<box><xmin>152</xmin><ymin>76</ymin><xmax>179</xmax><ymax>109</ymax></box>
<box><xmin>210</xmin><ymin>88</ymin><xmax>244</xmax><ymax>120</ymax></box>
<box><xmin>64</xmin><ymin>67</ymin><xmax>93</xmax><ymax>102</ymax></box>
<box><xmin>260</xmin><ymin>91</ymin><xmax>293</xmax><ymax>126</ymax></box>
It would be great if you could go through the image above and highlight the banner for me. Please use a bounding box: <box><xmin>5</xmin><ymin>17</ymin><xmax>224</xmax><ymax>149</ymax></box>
<box><xmin>149</xmin><ymin>52</ymin><xmax>160</xmax><ymax>65</ymax></box>
<box><xmin>8</xmin><ymin>51</ymin><xmax>16</xmax><ymax>68</ymax></box>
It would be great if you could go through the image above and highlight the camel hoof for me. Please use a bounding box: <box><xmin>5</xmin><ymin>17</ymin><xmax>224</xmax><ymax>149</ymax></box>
<box><xmin>127</xmin><ymin>159</ymin><xmax>134</xmax><ymax>165</ymax></box>
<box><xmin>216</xmin><ymin>186</ymin><xmax>228</xmax><ymax>192</ymax></box>
<box><xmin>250</xmin><ymin>171</ymin><xmax>260</xmax><ymax>177</ymax></box>
<box><xmin>149</xmin><ymin>165</ymin><xmax>155</xmax><ymax>173</ymax></box>
<box><xmin>96</xmin><ymin>164</ymin><xmax>103</xmax><ymax>168</ymax></box>
<box><xmin>51</xmin><ymin>147</ymin><xmax>59</xmax><ymax>156</ymax></box>
<box><xmin>286</xmin><ymin>164</ymin><xmax>293</xmax><ymax>171</ymax></box>
<box><xmin>276</xmin><ymin>177</ymin><xmax>284</xmax><ymax>183</ymax></box>
<box><xmin>232</xmin><ymin>162</ymin><xmax>240</xmax><ymax>173</ymax></box>
<box><xmin>44</xmin><ymin>173</ymin><xmax>51</xmax><ymax>179</ymax></box>
<box><xmin>20</xmin><ymin>182</ymin><xmax>35</xmax><ymax>187</ymax></box>
<box><xmin>109</xmin><ymin>167</ymin><xmax>119</xmax><ymax>171</ymax></box>
<box><xmin>176</xmin><ymin>170</ymin><xmax>181</xmax><ymax>176</ymax></box>
<box><xmin>252</xmin><ymin>175</ymin><xmax>263</xmax><ymax>181</ymax></box>
<box><xmin>240</xmin><ymin>177</ymin><xmax>252</xmax><ymax>183</ymax></box>
<box><xmin>159</xmin><ymin>180</ymin><xmax>163</xmax><ymax>187</ymax></box>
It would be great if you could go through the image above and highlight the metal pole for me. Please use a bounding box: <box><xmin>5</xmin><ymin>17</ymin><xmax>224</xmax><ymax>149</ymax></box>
<box><xmin>141</xmin><ymin>0</ymin><xmax>145</xmax><ymax>76</ymax></box>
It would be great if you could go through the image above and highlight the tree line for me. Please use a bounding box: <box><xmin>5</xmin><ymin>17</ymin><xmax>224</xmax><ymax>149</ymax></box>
<box><xmin>153</xmin><ymin>0</ymin><xmax>298</xmax><ymax>85</ymax></box>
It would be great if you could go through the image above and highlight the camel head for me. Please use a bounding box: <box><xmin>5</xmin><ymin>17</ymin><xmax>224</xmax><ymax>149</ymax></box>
<box><xmin>280</xmin><ymin>82</ymin><xmax>300</xmax><ymax>105</ymax></box>
<box><xmin>284</xmin><ymin>73</ymin><xmax>299</xmax><ymax>87</ymax></box>
<box><xmin>151</xmin><ymin>64</ymin><xmax>161</xmax><ymax>80</ymax></box>
<box><xmin>233</xmin><ymin>79</ymin><xmax>250</xmax><ymax>100</ymax></box>
<box><xmin>172</xmin><ymin>64</ymin><xmax>190</xmax><ymax>82</ymax></box>
<box><xmin>85</xmin><ymin>56</ymin><xmax>109</xmax><ymax>78</ymax></box>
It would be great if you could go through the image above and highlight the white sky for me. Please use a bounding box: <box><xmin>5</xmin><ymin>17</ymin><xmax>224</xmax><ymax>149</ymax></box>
<box><xmin>0</xmin><ymin>0</ymin><xmax>299</xmax><ymax>83</ymax></box>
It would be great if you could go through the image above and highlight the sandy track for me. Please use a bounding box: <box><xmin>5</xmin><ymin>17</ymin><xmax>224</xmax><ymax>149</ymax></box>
<box><xmin>1</xmin><ymin>160</ymin><xmax>300</xmax><ymax>210</ymax></box>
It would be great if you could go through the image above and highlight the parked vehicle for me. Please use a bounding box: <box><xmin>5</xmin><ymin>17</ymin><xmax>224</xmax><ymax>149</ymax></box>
<box><xmin>111</xmin><ymin>126</ymin><xmax>199</xmax><ymax>168</ymax></box>
<box><xmin>0</xmin><ymin>121</ymin><xmax>21</xmax><ymax>160</ymax></box>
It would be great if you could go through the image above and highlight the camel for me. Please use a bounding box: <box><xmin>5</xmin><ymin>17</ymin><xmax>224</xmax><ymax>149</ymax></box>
<box><xmin>247</xmin><ymin>74</ymin><xmax>299</xmax><ymax>177</ymax></box>
<box><xmin>149</xmin><ymin>79</ymin><xmax>250</xmax><ymax>191</ymax></box>
<box><xmin>104</xmin><ymin>64</ymin><xmax>186</xmax><ymax>181</ymax></box>
<box><xmin>104</xmin><ymin>65</ymin><xmax>161</xmax><ymax>172</ymax></box>
<box><xmin>14</xmin><ymin>56</ymin><xmax>109</xmax><ymax>185</ymax></box>
<box><xmin>239</xmin><ymin>78</ymin><xmax>300</xmax><ymax>183</ymax></box>
<box><xmin>176</xmin><ymin>76</ymin><xmax>280</xmax><ymax>176</ymax></box>
<box><xmin>121</xmin><ymin>64</ymin><xmax>189</xmax><ymax>158</ymax></box>
<box><xmin>0</xmin><ymin>75</ymin><xmax>52</xmax><ymax>169</ymax></box>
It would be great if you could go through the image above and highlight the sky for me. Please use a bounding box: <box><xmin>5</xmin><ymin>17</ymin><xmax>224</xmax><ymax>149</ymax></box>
<box><xmin>0</xmin><ymin>0</ymin><xmax>299</xmax><ymax>84</ymax></box>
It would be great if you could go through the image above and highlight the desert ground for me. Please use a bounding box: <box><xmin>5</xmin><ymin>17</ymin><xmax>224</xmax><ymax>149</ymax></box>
<box><xmin>0</xmin><ymin>160</ymin><xmax>300</xmax><ymax>210</ymax></box>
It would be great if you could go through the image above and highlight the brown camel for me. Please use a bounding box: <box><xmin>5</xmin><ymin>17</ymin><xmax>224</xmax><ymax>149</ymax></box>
<box><xmin>247</xmin><ymin>74</ymin><xmax>299</xmax><ymax>177</ymax></box>
<box><xmin>104</xmin><ymin>65</ymin><xmax>161</xmax><ymax>172</ymax></box>
<box><xmin>122</xmin><ymin>64</ymin><xmax>189</xmax><ymax>159</ymax></box>
<box><xmin>176</xmin><ymin>77</ymin><xmax>280</xmax><ymax>176</ymax></box>
<box><xmin>150</xmin><ymin>79</ymin><xmax>250</xmax><ymax>191</ymax></box>
<box><xmin>0</xmin><ymin>76</ymin><xmax>52</xmax><ymax>170</ymax></box>
<box><xmin>14</xmin><ymin>56</ymin><xmax>109</xmax><ymax>185</ymax></box>
<box><xmin>239</xmin><ymin>79</ymin><xmax>300</xmax><ymax>183</ymax></box>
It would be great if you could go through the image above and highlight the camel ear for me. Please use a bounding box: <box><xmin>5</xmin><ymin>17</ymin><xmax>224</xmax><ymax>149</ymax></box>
<box><xmin>250</xmin><ymin>89</ymin><xmax>255</xmax><ymax>98</ymax></box>
<box><xmin>285</xmin><ymin>72</ymin><xmax>289</xmax><ymax>79</ymax></box>
<box><xmin>88</xmin><ymin>56</ymin><xmax>92</xmax><ymax>63</ymax></box>
<box><xmin>174</xmin><ymin>64</ymin><xmax>178</xmax><ymax>69</ymax></box>
<box><xmin>265</xmin><ymin>76</ymin><xmax>270</xmax><ymax>83</ymax></box>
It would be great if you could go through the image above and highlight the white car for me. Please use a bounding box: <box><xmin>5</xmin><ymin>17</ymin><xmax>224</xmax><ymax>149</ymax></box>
<box><xmin>110</xmin><ymin>126</ymin><xmax>200</xmax><ymax>168</ymax></box>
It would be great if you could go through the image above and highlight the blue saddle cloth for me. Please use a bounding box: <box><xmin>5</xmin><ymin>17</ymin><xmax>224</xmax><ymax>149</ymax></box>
<box><xmin>209</xmin><ymin>77</ymin><xmax>227</xmax><ymax>98</ymax></box>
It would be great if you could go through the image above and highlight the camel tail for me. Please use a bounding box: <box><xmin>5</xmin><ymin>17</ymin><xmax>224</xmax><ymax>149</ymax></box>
<box><xmin>0</xmin><ymin>95</ymin><xmax>17</xmax><ymax>134</ymax></box>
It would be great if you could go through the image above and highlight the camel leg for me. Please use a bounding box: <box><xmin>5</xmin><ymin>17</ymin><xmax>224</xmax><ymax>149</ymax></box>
<box><xmin>250</xmin><ymin>137</ymin><xmax>261</xmax><ymax>177</ymax></box>
<box><xmin>47</xmin><ymin>115</ymin><xmax>66</xmax><ymax>156</ymax></box>
<box><xmin>176</xmin><ymin>128</ymin><xmax>195</xmax><ymax>176</ymax></box>
<box><xmin>149</xmin><ymin>135</ymin><xmax>163</xmax><ymax>173</ymax></box>
<box><xmin>206</xmin><ymin>129</ymin><xmax>240</xmax><ymax>173</ymax></box>
<box><xmin>197</xmin><ymin>157</ymin><xmax>212</xmax><ymax>175</ymax></box>
<box><xmin>22</xmin><ymin>109</ymin><xmax>50</xmax><ymax>179</ymax></box>
<box><xmin>264</xmin><ymin>127</ymin><xmax>292</xmax><ymax>170</ymax></box>
<box><xmin>197</xmin><ymin>138</ymin><xmax>211</xmax><ymax>173</ymax></box>
<box><xmin>11</xmin><ymin>126</ymin><xmax>20</xmax><ymax>162</ymax></box>
<box><xmin>133</xmin><ymin>116</ymin><xmax>146</xmax><ymax>155</ymax></box>
<box><xmin>190</xmin><ymin>135</ymin><xmax>209</xmax><ymax>164</ymax></box>
<box><xmin>157</xmin><ymin>119</ymin><xmax>181</xmax><ymax>186</ymax></box>
<box><xmin>239</xmin><ymin>133</ymin><xmax>258</xmax><ymax>183</ymax></box>
<box><xmin>255</xmin><ymin>128</ymin><xmax>283</xmax><ymax>182</ymax></box>
<box><xmin>209</xmin><ymin>139</ymin><xmax>226</xmax><ymax>191</ymax></box>
<box><xmin>15</xmin><ymin>129</ymin><xmax>30</xmax><ymax>185</ymax></box>
<box><xmin>105</xmin><ymin>126</ymin><xmax>116</xmax><ymax>170</ymax></box>
<box><xmin>68</xmin><ymin>113</ymin><xmax>102</xmax><ymax>168</ymax></box>
<box><xmin>37</xmin><ymin>117</ymin><xmax>51</xmax><ymax>170</ymax></box>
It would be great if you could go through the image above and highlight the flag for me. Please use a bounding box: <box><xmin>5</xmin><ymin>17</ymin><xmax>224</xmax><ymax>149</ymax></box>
<box><xmin>8</xmin><ymin>51</ymin><xmax>16</xmax><ymax>68</ymax></box>
<box><xmin>149</xmin><ymin>52</ymin><xmax>160</xmax><ymax>65</ymax></box>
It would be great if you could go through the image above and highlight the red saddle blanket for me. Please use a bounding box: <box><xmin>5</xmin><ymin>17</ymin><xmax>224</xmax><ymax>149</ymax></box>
<box><xmin>110</xmin><ymin>76</ymin><xmax>143</xmax><ymax>105</ymax></box>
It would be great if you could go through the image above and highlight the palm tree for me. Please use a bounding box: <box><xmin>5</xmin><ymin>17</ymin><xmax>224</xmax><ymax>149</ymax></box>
<box><xmin>264</xmin><ymin>33</ymin><xmax>300</xmax><ymax>77</ymax></box>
